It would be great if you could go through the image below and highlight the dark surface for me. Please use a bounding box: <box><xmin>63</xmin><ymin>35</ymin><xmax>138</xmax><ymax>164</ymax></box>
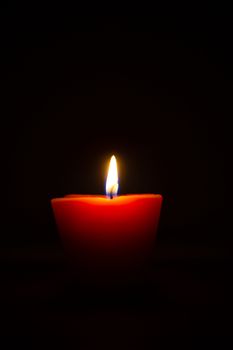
<box><xmin>1</xmin><ymin>240</ymin><xmax>232</xmax><ymax>341</ymax></box>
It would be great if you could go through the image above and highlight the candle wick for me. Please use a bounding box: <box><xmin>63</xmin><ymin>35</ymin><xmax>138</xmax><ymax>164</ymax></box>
<box><xmin>110</xmin><ymin>193</ymin><xmax>113</xmax><ymax>199</ymax></box>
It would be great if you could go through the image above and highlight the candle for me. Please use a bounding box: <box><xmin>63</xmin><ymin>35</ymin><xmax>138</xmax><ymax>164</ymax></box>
<box><xmin>51</xmin><ymin>156</ymin><xmax>162</xmax><ymax>277</ymax></box>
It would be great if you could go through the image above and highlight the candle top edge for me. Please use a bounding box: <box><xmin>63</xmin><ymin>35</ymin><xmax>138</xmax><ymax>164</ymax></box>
<box><xmin>51</xmin><ymin>194</ymin><xmax>162</xmax><ymax>203</ymax></box>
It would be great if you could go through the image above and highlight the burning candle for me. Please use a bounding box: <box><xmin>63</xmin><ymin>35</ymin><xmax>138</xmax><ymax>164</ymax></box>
<box><xmin>51</xmin><ymin>156</ymin><xmax>162</xmax><ymax>276</ymax></box>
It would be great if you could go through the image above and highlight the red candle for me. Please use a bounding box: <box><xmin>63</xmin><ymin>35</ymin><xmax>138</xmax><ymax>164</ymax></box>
<box><xmin>51</xmin><ymin>156</ymin><xmax>162</xmax><ymax>275</ymax></box>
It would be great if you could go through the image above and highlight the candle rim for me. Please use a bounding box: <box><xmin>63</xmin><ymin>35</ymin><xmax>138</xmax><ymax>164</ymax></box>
<box><xmin>51</xmin><ymin>194</ymin><xmax>163</xmax><ymax>204</ymax></box>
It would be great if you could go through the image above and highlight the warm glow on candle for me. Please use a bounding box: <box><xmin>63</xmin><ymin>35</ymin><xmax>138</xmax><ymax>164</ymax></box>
<box><xmin>51</xmin><ymin>155</ymin><xmax>163</xmax><ymax>274</ymax></box>
<box><xmin>106</xmin><ymin>155</ymin><xmax>119</xmax><ymax>198</ymax></box>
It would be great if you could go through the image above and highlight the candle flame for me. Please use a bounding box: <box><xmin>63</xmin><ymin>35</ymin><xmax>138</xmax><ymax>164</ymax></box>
<box><xmin>106</xmin><ymin>155</ymin><xmax>118</xmax><ymax>198</ymax></box>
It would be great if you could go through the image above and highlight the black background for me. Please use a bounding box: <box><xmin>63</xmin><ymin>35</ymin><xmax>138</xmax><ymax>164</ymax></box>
<box><xmin>1</xmin><ymin>5</ymin><xmax>233</xmax><ymax>341</ymax></box>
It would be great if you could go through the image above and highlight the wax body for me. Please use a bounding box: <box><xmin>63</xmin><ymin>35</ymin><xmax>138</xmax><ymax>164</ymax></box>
<box><xmin>52</xmin><ymin>194</ymin><xmax>162</xmax><ymax>273</ymax></box>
